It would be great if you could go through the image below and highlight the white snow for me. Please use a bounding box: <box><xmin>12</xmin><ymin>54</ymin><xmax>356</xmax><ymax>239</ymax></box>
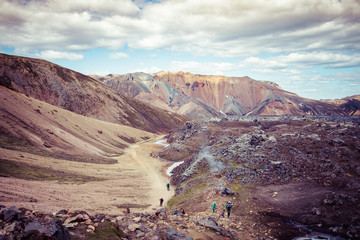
<box><xmin>166</xmin><ymin>161</ymin><xmax>184</xmax><ymax>176</ymax></box>
<box><xmin>154</xmin><ymin>139</ymin><xmax>169</xmax><ymax>148</ymax></box>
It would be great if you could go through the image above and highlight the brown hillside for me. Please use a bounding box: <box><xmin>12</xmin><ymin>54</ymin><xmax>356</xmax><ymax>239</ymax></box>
<box><xmin>94</xmin><ymin>71</ymin><xmax>347</xmax><ymax>118</ymax></box>
<box><xmin>0</xmin><ymin>54</ymin><xmax>187</xmax><ymax>133</ymax></box>
<box><xmin>0</xmin><ymin>86</ymin><xmax>156</xmax><ymax>163</ymax></box>
<box><xmin>324</xmin><ymin>95</ymin><xmax>360</xmax><ymax>116</ymax></box>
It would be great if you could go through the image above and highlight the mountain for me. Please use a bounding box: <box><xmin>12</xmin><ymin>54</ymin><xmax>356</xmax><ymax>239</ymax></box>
<box><xmin>323</xmin><ymin>95</ymin><xmax>360</xmax><ymax>116</ymax></box>
<box><xmin>92</xmin><ymin>71</ymin><xmax>350</xmax><ymax>118</ymax></box>
<box><xmin>0</xmin><ymin>54</ymin><xmax>187</xmax><ymax>133</ymax></box>
<box><xmin>0</xmin><ymin>85</ymin><xmax>156</xmax><ymax>163</ymax></box>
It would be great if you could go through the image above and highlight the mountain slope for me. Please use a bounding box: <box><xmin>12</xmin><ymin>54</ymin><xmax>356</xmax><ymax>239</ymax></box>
<box><xmin>324</xmin><ymin>95</ymin><xmax>360</xmax><ymax>116</ymax></box>
<box><xmin>0</xmin><ymin>86</ymin><xmax>156</xmax><ymax>163</ymax></box>
<box><xmin>93</xmin><ymin>71</ymin><xmax>348</xmax><ymax>118</ymax></box>
<box><xmin>0</xmin><ymin>54</ymin><xmax>187</xmax><ymax>133</ymax></box>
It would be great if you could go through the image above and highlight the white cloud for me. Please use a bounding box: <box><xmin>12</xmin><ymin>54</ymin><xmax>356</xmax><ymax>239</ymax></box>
<box><xmin>170</xmin><ymin>61</ymin><xmax>237</xmax><ymax>75</ymax></box>
<box><xmin>242</xmin><ymin>52</ymin><xmax>360</xmax><ymax>71</ymax></box>
<box><xmin>13</xmin><ymin>48</ymin><xmax>83</xmax><ymax>60</ymax></box>
<box><xmin>109</xmin><ymin>52</ymin><xmax>129</xmax><ymax>59</ymax></box>
<box><xmin>129</xmin><ymin>66</ymin><xmax>161</xmax><ymax>73</ymax></box>
<box><xmin>1</xmin><ymin>0</ymin><xmax>359</xmax><ymax>61</ymax></box>
<box><xmin>36</xmin><ymin>50</ymin><xmax>83</xmax><ymax>60</ymax></box>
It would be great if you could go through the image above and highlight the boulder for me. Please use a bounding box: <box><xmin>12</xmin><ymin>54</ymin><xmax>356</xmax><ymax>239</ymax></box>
<box><xmin>2</xmin><ymin>207</ymin><xmax>20</xmax><ymax>222</ymax></box>
<box><xmin>64</xmin><ymin>214</ymin><xmax>84</xmax><ymax>224</ymax></box>
<box><xmin>221</xmin><ymin>187</ymin><xmax>235</xmax><ymax>196</ymax></box>
<box><xmin>24</xmin><ymin>219</ymin><xmax>70</xmax><ymax>240</ymax></box>
<box><xmin>4</xmin><ymin>221</ymin><xmax>19</xmax><ymax>233</ymax></box>
<box><xmin>155</xmin><ymin>208</ymin><xmax>167</xmax><ymax>216</ymax></box>
<box><xmin>128</xmin><ymin>223</ymin><xmax>141</xmax><ymax>232</ymax></box>
<box><xmin>197</xmin><ymin>217</ymin><xmax>232</xmax><ymax>237</ymax></box>
<box><xmin>164</xmin><ymin>227</ymin><xmax>193</xmax><ymax>240</ymax></box>
<box><xmin>197</xmin><ymin>216</ymin><xmax>221</xmax><ymax>233</ymax></box>
<box><xmin>132</xmin><ymin>216</ymin><xmax>141</xmax><ymax>222</ymax></box>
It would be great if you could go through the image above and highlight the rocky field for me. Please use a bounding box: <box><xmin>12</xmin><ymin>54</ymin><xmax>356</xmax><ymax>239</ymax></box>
<box><xmin>160</xmin><ymin>116</ymin><xmax>360</xmax><ymax>239</ymax></box>
<box><xmin>1</xmin><ymin>116</ymin><xmax>360</xmax><ymax>240</ymax></box>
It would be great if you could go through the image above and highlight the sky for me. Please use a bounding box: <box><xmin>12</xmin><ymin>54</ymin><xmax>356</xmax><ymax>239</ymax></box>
<box><xmin>1</xmin><ymin>0</ymin><xmax>360</xmax><ymax>100</ymax></box>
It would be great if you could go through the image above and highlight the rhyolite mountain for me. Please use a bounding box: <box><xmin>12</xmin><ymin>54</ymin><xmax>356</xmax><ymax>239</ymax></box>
<box><xmin>92</xmin><ymin>72</ymin><xmax>359</xmax><ymax>118</ymax></box>
<box><xmin>0</xmin><ymin>53</ymin><xmax>187</xmax><ymax>134</ymax></box>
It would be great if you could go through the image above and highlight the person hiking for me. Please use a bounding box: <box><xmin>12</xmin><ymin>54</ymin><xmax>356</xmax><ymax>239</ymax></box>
<box><xmin>174</xmin><ymin>209</ymin><xmax>178</xmax><ymax>215</ymax></box>
<box><xmin>181</xmin><ymin>209</ymin><xmax>185</xmax><ymax>215</ymax></box>
<box><xmin>226</xmin><ymin>201</ymin><xmax>233</xmax><ymax>218</ymax></box>
<box><xmin>220</xmin><ymin>209</ymin><xmax>225</xmax><ymax>218</ymax></box>
<box><xmin>166</xmin><ymin>183</ymin><xmax>170</xmax><ymax>191</ymax></box>
<box><xmin>160</xmin><ymin>197</ymin><xmax>164</xmax><ymax>207</ymax></box>
<box><xmin>211</xmin><ymin>201</ymin><xmax>216</xmax><ymax>213</ymax></box>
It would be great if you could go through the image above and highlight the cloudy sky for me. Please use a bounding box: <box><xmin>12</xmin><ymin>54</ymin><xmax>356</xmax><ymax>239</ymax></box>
<box><xmin>1</xmin><ymin>0</ymin><xmax>359</xmax><ymax>99</ymax></box>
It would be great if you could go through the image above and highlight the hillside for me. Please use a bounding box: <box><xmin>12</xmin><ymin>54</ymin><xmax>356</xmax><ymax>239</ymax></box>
<box><xmin>92</xmin><ymin>71</ymin><xmax>349</xmax><ymax>118</ymax></box>
<box><xmin>0</xmin><ymin>85</ymin><xmax>157</xmax><ymax>163</ymax></box>
<box><xmin>160</xmin><ymin>116</ymin><xmax>360</xmax><ymax>239</ymax></box>
<box><xmin>324</xmin><ymin>95</ymin><xmax>360</xmax><ymax>116</ymax></box>
<box><xmin>0</xmin><ymin>54</ymin><xmax>187</xmax><ymax>133</ymax></box>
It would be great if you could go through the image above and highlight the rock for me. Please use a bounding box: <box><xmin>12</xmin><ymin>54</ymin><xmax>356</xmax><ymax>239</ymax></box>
<box><xmin>84</xmin><ymin>219</ymin><xmax>92</xmax><ymax>225</ymax></box>
<box><xmin>128</xmin><ymin>223</ymin><xmax>141</xmax><ymax>232</ymax></box>
<box><xmin>24</xmin><ymin>219</ymin><xmax>70</xmax><ymax>240</ymax></box>
<box><xmin>63</xmin><ymin>223</ymin><xmax>77</xmax><ymax>229</ymax></box>
<box><xmin>164</xmin><ymin>227</ymin><xmax>193</xmax><ymax>240</ymax></box>
<box><xmin>186</xmin><ymin>121</ymin><xmax>196</xmax><ymax>130</ymax></box>
<box><xmin>136</xmin><ymin>231</ymin><xmax>145</xmax><ymax>238</ymax></box>
<box><xmin>2</xmin><ymin>207</ymin><xmax>20</xmax><ymax>222</ymax></box>
<box><xmin>155</xmin><ymin>208</ymin><xmax>167</xmax><ymax>216</ymax></box>
<box><xmin>56</xmin><ymin>209</ymin><xmax>68</xmax><ymax>215</ymax></box>
<box><xmin>133</xmin><ymin>216</ymin><xmax>141</xmax><ymax>223</ymax></box>
<box><xmin>221</xmin><ymin>187</ymin><xmax>235</xmax><ymax>196</ymax></box>
<box><xmin>64</xmin><ymin>214</ymin><xmax>84</xmax><ymax>224</ymax></box>
<box><xmin>307</xmin><ymin>134</ymin><xmax>321</xmax><ymax>141</ymax></box>
<box><xmin>311</xmin><ymin>207</ymin><xmax>321</xmax><ymax>215</ymax></box>
<box><xmin>87</xmin><ymin>225</ymin><xmax>95</xmax><ymax>231</ymax></box>
<box><xmin>331</xmin><ymin>138</ymin><xmax>346</xmax><ymax>146</ymax></box>
<box><xmin>197</xmin><ymin>216</ymin><xmax>221</xmax><ymax>233</ymax></box>
<box><xmin>4</xmin><ymin>222</ymin><xmax>18</xmax><ymax>232</ymax></box>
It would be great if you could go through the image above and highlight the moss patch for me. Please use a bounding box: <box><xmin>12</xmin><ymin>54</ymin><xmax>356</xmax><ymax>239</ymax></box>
<box><xmin>0</xmin><ymin>159</ymin><xmax>103</xmax><ymax>183</ymax></box>
<box><xmin>114</xmin><ymin>203</ymin><xmax>151</xmax><ymax>209</ymax></box>
<box><xmin>86</xmin><ymin>222</ymin><xmax>127</xmax><ymax>240</ymax></box>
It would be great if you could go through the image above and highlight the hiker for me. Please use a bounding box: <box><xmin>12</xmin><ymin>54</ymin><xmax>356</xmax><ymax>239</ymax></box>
<box><xmin>226</xmin><ymin>201</ymin><xmax>233</xmax><ymax>218</ymax></box>
<box><xmin>220</xmin><ymin>209</ymin><xmax>225</xmax><ymax>218</ymax></box>
<box><xmin>174</xmin><ymin>209</ymin><xmax>178</xmax><ymax>215</ymax></box>
<box><xmin>166</xmin><ymin>183</ymin><xmax>170</xmax><ymax>191</ymax></box>
<box><xmin>160</xmin><ymin>197</ymin><xmax>164</xmax><ymax>207</ymax></box>
<box><xmin>126</xmin><ymin>208</ymin><xmax>130</xmax><ymax>214</ymax></box>
<box><xmin>181</xmin><ymin>209</ymin><xmax>185</xmax><ymax>215</ymax></box>
<box><xmin>211</xmin><ymin>201</ymin><xmax>216</xmax><ymax>213</ymax></box>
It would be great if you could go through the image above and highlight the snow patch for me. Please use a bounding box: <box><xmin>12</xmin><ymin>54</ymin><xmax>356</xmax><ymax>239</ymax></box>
<box><xmin>155</xmin><ymin>139</ymin><xmax>169</xmax><ymax>148</ymax></box>
<box><xmin>167</xmin><ymin>161</ymin><xmax>184</xmax><ymax>176</ymax></box>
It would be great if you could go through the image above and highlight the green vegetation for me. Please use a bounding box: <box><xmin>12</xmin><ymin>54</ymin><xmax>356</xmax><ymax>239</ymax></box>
<box><xmin>0</xmin><ymin>159</ymin><xmax>103</xmax><ymax>183</ymax></box>
<box><xmin>167</xmin><ymin>181</ymin><xmax>208</xmax><ymax>208</ymax></box>
<box><xmin>86</xmin><ymin>222</ymin><xmax>127</xmax><ymax>240</ymax></box>
<box><xmin>114</xmin><ymin>203</ymin><xmax>151</xmax><ymax>209</ymax></box>
<box><xmin>167</xmin><ymin>170</ymin><xmax>209</xmax><ymax>208</ymax></box>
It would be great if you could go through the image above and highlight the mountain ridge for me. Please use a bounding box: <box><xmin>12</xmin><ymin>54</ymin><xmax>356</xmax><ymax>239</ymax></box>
<box><xmin>92</xmin><ymin>71</ymin><xmax>358</xmax><ymax>118</ymax></box>
<box><xmin>0</xmin><ymin>53</ymin><xmax>188</xmax><ymax>133</ymax></box>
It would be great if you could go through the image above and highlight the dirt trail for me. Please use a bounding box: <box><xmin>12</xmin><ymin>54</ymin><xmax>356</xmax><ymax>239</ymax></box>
<box><xmin>0</xmin><ymin>137</ymin><xmax>174</xmax><ymax>215</ymax></box>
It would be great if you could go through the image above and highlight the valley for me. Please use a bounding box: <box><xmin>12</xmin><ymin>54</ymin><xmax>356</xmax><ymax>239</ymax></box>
<box><xmin>0</xmin><ymin>136</ymin><xmax>174</xmax><ymax>215</ymax></box>
<box><xmin>0</xmin><ymin>54</ymin><xmax>359</xmax><ymax>240</ymax></box>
